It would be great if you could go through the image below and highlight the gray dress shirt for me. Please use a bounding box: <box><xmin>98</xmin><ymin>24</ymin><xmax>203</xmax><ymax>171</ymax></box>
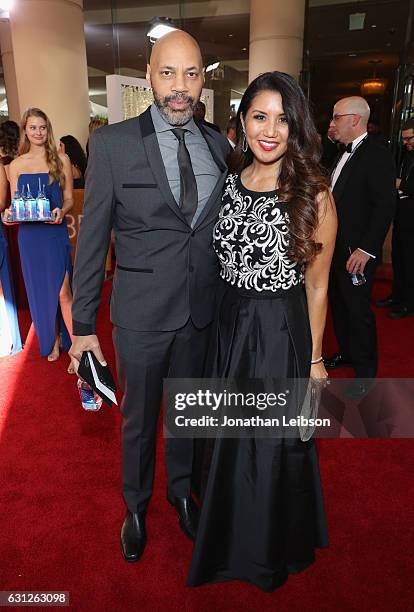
<box><xmin>150</xmin><ymin>103</ymin><xmax>221</xmax><ymax>226</ymax></box>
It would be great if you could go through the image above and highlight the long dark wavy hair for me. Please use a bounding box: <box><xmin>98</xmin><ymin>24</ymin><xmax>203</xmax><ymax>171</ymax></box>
<box><xmin>230</xmin><ymin>71</ymin><xmax>329</xmax><ymax>263</ymax></box>
<box><xmin>60</xmin><ymin>135</ymin><xmax>87</xmax><ymax>177</ymax></box>
<box><xmin>0</xmin><ymin>120</ymin><xmax>20</xmax><ymax>158</ymax></box>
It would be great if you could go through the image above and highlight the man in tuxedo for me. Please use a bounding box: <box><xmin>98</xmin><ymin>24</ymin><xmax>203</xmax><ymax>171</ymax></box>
<box><xmin>324</xmin><ymin>97</ymin><xmax>395</xmax><ymax>390</ymax></box>
<box><xmin>226</xmin><ymin>117</ymin><xmax>237</xmax><ymax>149</ymax></box>
<box><xmin>70</xmin><ymin>30</ymin><xmax>229</xmax><ymax>562</ymax></box>
<box><xmin>193</xmin><ymin>100</ymin><xmax>221</xmax><ymax>133</ymax></box>
<box><xmin>377</xmin><ymin>118</ymin><xmax>414</xmax><ymax>318</ymax></box>
<box><xmin>320</xmin><ymin>125</ymin><xmax>339</xmax><ymax>171</ymax></box>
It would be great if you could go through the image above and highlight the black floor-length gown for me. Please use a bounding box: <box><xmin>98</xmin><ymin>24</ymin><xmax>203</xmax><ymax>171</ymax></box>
<box><xmin>188</xmin><ymin>174</ymin><xmax>328</xmax><ymax>592</ymax></box>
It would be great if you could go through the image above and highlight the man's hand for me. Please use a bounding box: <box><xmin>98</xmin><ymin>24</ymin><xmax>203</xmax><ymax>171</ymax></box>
<box><xmin>69</xmin><ymin>334</ymin><xmax>107</xmax><ymax>374</ymax></box>
<box><xmin>396</xmin><ymin>177</ymin><xmax>401</xmax><ymax>190</ymax></box>
<box><xmin>346</xmin><ymin>248</ymin><xmax>371</xmax><ymax>274</ymax></box>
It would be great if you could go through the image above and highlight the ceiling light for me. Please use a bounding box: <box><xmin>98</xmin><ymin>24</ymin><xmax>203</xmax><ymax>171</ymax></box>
<box><xmin>147</xmin><ymin>24</ymin><xmax>177</xmax><ymax>40</ymax></box>
<box><xmin>228</xmin><ymin>34</ymin><xmax>233</xmax><ymax>38</ymax></box>
<box><xmin>349</xmin><ymin>13</ymin><xmax>365</xmax><ymax>30</ymax></box>
<box><xmin>0</xmin><ymin>0</ymin><xmax>14</xmax><ymax>10</ymax></box>
<box><xmin>349</xmin><ymin>53</ymin><xmax>357</xmax><ymax>57</ymax></box>
<box><xmin>242</xmin><ymin>47</ymin><xmax>247</xmax><ymax>51</ymax></box>
<box><xmin>147</xmin><ymin>18</ymin><xmax>177</xmax><ymax>41</ymax></box>
<box><xmin>360</xmin><ymin>78</ymin><xmax>387</xmax><ymax>96</ymax></box>
<box><xmin>361</xmin><ymin>59</ymin><xmax>386</xmax><ymax>96</ymax></box>
<box><xmin>371</xmin><ymin>24</ymin><xmax>377</xmax><ymax>28</ymax></box>
<box><xmin>206</xmin><ymin>62</ymin><xmax>220</xmax><ymax>73</ymax></box>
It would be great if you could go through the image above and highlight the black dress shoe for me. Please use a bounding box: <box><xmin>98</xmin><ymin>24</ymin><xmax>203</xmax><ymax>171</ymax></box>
<box><xmin>120</xmin><ymin>511</ymin><xmax>147</xmax><ymax>563</ymax></box>
<box><xmin>375</xmin><ymin>296</ymin><xmax>396</xmax><ymax>308</ymax></box>
<box><xmin>389</xmin><ymin>306</ymin><xmax>414</xmax><ymax>320</ymax></box>
<box><xmin>324</xmin><ymin>353</ymin><xmax>352</xmax><ymax>369</ymax></box>
<box><xmin>167</xmin><ymin>493</ymin><xmax>199</xmax><ymax>540</ymax></box>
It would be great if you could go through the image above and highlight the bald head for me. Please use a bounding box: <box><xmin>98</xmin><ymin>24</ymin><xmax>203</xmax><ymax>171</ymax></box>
<box><xmin>330</xmin><ymin>96</ymin><xmax>371</xmax><ymax>144</ymax></box>
<box><xmin>149</xmin><ymin>30</ymin><xmax>202</xmax><ymax>70</ymax></box>
<box><xmin>146</xmin><ymin>30</ymin><xmax>204</xmax><ymax>126</ymax></box>
<box><xmin>338</xmin><ymin>97</ymin><xmax>370</xmax><ymax>123</ymax></box>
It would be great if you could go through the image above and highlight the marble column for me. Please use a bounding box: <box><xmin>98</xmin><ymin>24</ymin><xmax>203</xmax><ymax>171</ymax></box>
<box><xmin>249</xmin><ymin>0</ymin><xmax>306</xmax><ymax>82</ymax></box>
<box><xmin>6</xmin><ymin>0</ymin><xmax>89</xmax><ymax>145</ymax></box>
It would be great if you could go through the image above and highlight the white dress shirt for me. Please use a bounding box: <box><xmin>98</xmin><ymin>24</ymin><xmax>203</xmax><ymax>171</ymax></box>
<box><xmin>331</xmin><ymin>132</ymin><xmax>367</xmax><ymax>189</ymax></box>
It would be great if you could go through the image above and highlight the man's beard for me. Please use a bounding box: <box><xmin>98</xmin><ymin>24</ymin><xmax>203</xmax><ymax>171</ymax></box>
<box><xmin>153</xmin><ymin>92</ymin><xmax>197</xmax><ymax>126</ymax></box>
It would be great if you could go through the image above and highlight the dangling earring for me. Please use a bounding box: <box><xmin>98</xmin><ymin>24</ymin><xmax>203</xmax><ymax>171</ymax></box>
<box><xmin>242</xmin><ymin>133</ymin><xmax>248</xmax><ymax>153</ymax></box>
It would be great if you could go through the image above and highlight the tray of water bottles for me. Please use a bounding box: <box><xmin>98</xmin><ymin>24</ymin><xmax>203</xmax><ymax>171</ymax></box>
<box><xmin>1</xmin><ymin>180</ymin><xmax>55</xmax><ymax>224</ymax></box>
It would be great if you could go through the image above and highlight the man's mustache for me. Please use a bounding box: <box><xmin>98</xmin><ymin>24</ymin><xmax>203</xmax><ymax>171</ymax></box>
<box><xmin>164</xmin><ymin>94</ymin><xmax>194</xmax><ymax>105</ymax></box>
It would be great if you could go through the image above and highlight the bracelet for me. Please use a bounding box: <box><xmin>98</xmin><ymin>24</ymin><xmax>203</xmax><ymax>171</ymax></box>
<box><xmin>311</xmin><ymin>356</ymin><xmax>323</xmax><ymax>364</ymax></box>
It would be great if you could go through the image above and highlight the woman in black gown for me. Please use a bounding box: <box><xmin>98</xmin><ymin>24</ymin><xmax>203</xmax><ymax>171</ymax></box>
<box><xmin>188</xmin><ymin>72</ymin><xmax>337</xmax><ymax>592</ymax></box>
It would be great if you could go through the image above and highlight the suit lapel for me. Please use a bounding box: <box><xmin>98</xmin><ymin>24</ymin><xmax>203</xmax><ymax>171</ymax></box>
<box><xmin>193</xmin><ymin>121</ymin><xmax>227</xmax><ymax>229</ymax></box>
<box><xmin>332</xmin><ymin>139</ymin><xmax>368</xmax><ymax>203</ymax></box>
<box><xmin>403</xmin><ymin>152</ymin><xmax>414</xmax><ymax>180</ymax></box>
<box><xmin>138</xmin><ymin>107</ymin><xmax>187</xmax><ymax>225</ymax></box>
<box><xmin>329</xmin><ymin>150</ymin><xmax>343</xmax><ymax>177</ymax></box>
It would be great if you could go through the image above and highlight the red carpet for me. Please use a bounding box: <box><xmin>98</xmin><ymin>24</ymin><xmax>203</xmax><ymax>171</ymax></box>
<box><xmin>0</xmin><ymin>275</ymin><xmax>413</xmax><ymax>611</ymax></box>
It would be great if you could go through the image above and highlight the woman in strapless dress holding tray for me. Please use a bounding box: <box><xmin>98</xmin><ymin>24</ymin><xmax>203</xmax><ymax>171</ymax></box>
<box><xmin>6</xmin><ymin>108</ymin><xmax>74</xmax><ymax>370</ymax></box>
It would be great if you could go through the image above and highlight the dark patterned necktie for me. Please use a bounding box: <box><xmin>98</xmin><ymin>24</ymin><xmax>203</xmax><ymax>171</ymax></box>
<box><xmin>171</xmin><ymin>128</ymin><xmax>198</xmax><ymax>224</ymax></box>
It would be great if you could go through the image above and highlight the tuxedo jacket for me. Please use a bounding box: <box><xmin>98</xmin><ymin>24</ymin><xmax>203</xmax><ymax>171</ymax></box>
<box><xmin>331</xmin><ymin>137</ymin><xmax>396</xmax><ymax>267</ymax></box>
<box><xmin>396</xmin><ymin>151</ymin><xmax>414</xmax><ymax>230</ymax></box>
<box><xmin>72</xmin><ymin>107</ymin><xmax>229</xmax><ymax>334</ymax></box>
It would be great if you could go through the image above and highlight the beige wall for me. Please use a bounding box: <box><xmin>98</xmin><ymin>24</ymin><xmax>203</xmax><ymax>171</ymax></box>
<box><xmin>0</xmin><ymin>22</ymin><xmax>20</xmax><ymax>123</ymax></box>
<box><xmin>6</xmin><ymin>0</ymin><xmax>89</xmax><ymax>146</ymax></box>
<box><xmin>249</xmin><ymin>0</ymin><xmax>306</xmax><ymax>82</ymax></box>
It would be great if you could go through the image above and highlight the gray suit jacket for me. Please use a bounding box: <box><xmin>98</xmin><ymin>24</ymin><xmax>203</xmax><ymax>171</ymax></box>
<box><xmin>72</xmin><ymin>107</ymin><xmax>229</xmax><ymax>334</ymax></box>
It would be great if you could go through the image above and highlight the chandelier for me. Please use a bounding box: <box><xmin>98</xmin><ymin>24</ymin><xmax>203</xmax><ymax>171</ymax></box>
<box><xmin>360</xmin><ymin>59</ymin><xmax>387</xmax><ymax>96</ymax></box>
<box><xmin>360</xmin><ymin>78</ymin><xmax>387</xmax><ymax>96</ymax></box>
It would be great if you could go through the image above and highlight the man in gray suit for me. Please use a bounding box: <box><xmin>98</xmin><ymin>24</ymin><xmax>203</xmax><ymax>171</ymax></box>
<box><xmin>70</xmin><ymin>30</ymin><xmax>229</xmax><ymax>562</ymax></box>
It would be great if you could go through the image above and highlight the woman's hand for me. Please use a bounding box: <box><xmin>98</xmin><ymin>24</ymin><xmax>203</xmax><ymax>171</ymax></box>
<box><xmin>310</xmin><ymin>361</ymin><xmax>329</xmax><ymax>381</ymax></box>
<box><xmin>1</xmin><ymin>208</ymin><xmax>20</xmax><ymax>226</ymax></box>
<box><xmin>47</xmin><ymin>208</ymin><xmax>63</xmax><ymax>224</ymax></box>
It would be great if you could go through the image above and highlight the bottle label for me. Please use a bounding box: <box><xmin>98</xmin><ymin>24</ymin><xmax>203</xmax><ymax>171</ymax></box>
<box><xmin>26</xmin><ymin>198</ymin><xmax>38</xmax><ymax>220</ymax></box>
<box><xmin>37</xmin><ymin>197</ymin><xmax>51</xmax><ymax>219</ymax></box>
<box><xmin>12</xmin><ymin>198</ymin><xmax>25</xmax><ymax>221</ymax></box>
<box><xmin>78</xmin><ymin>384</ymin><xmax>102</xmax><ymax>411</ymax></box>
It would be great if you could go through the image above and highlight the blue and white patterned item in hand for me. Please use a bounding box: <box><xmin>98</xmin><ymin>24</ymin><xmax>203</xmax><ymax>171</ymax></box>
<box><xmin>77</xmin><ymin>378</ymin><xmax>103</xmax><ymax>411</ymax></box>
<box><xmin>11</xmin><ymin>191</ymin><xmax>26</xmax><ymax>221</ymax></box>
<box><xmin>25</xmin><ymin>185</ymin><xmax>38</xmax><ymax>220</ymax></box>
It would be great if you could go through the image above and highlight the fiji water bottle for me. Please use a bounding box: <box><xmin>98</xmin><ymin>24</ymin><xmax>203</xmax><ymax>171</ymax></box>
<box><xmin>350</xmin><ymin>272</ymin><xmax>366</xmax><ymax>286</ymax></box>
<box><xmin>36</xmin><ymin>187</ymin><xmax>51</xmax><ymax>219</ymax></box>
<box><xmin>77</xmin><ymin>378</ymin><xmax>103</xmax><ymax>411</ymax></box>
<box><xmin>11</xmin><ymin>191</ymin><xmax>25</xmax><ymax>221</ymax></box>
<box><xmin>348</xmin><ymin>246</ymin><xmax>367</xmax><ymax>286</ymax></box>
<box><xmin>25</xmin><ymin>185</ymin><xmax>38</xmax><ymax>220</ymax></box>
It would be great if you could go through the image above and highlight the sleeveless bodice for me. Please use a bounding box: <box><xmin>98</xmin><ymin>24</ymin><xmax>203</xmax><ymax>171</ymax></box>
<box><xmin>213</xmin><ymin>173</ymin><xmax>304</xmax><ymax>293</ymax></box>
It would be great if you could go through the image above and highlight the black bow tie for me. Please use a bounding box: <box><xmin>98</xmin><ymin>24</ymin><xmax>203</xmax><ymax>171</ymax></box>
<box><xmin>344</xmin><ymin>142</ymin><xmax>353</xmax><ymax>153</ymax></box>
